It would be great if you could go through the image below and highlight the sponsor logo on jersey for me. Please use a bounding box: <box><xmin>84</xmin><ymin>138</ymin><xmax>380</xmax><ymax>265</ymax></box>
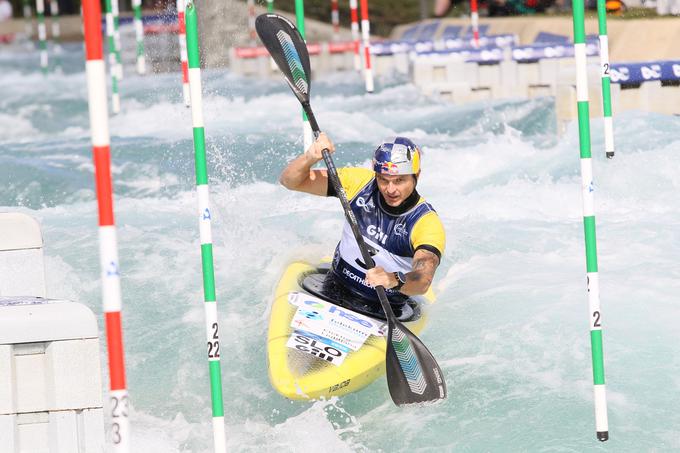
<box><xmin>356</xmin><ymin>196</ymin><xmax>374</xmax><ymax>212</ymax></box>
<box><xmin>366</xmin><ymin>224</ymin><xmax>388</xmax><ymax>245</ymax></box>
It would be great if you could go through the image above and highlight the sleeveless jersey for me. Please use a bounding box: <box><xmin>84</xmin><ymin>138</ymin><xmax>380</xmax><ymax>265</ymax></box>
<box><xmin>329</xmin><ymin>168</ymin><xmax>446</xmax><ymax>301</ymax></box>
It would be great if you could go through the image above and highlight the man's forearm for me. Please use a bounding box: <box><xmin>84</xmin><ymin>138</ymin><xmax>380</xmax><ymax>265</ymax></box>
<box><xmin>279</xmin><ymin>153</ymin><xmax>318</xmax><ymax>190</ymax></box>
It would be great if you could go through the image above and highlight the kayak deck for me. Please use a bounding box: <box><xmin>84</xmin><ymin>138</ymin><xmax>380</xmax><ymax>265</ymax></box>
<box><xmin>267</xmin><ymin>261</ymin><xmax>435</xmax><ymax>400</ymax></box>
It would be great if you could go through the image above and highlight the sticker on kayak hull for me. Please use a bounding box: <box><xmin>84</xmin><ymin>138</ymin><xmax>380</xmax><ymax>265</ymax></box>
<box><xmin>286</xmin><ymin>332</ymin><xmax>348</xmax><ymax>366</ymax></box>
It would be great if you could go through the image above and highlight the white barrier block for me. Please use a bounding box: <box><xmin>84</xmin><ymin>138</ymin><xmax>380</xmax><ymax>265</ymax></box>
<box><xmin>464</xmin><ymin>62</ymin><xmax>479</xmax><ymax>87</ymax></box>
<box><xmin>0</xmin><ymin>213</ymin><xmax>46</xmax><ymax>298</ymax></box>
<box><xmin>500</xmin><ymin>60</ymin><xmax>519</xmax><ymax>98</ymax></box>
<box><xmin>0</xmin><ymin>298</ymin><xmax>104</xmax><ymax>452</ymax></box>
<box><xmin>538</xmin><ymin>59</ymin><xmax>560</xmax><ymax>87</ymax></box>
<box><xmin>516</xmin><ymin>62</ymin><xmax>541</xmax><ymax>88</ymax></box>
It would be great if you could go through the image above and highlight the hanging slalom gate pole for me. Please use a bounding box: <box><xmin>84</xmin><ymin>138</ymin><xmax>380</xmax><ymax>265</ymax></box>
<box><xmin>185</xmin><ymin>3</ymin><xmax>227</xmax><ymax>452</ymax></box>
<box><xmin>295</xmin><ymin>0</ymin><xmax>314</xmax><ymax>151</ymax></box>
<box><xmin>49</xmin><ymin>0</ymin><xmax>60</xmax><ymax>51</ymax></box>
<box><xmin>177</xmin><ymin>0</ymin><xmax>190</xmax><ymax>107</ymax></box>
<box><xmin>349</xmin><ymin>0</ymin><xmax>361</xmax><ymax>71</ymax></box>
<box><xmin>470</xmin><ymin>0</ymin><xmax>479</xmax><ymax>49</ymax></box>
<box><xmin>112</xmin><ymin>0</ymin><xmax>123</xmax><ymax>81</ymax></box>
<box><xmin>358</xmin><ymin>0</ymin><xmax>374</xmax><ymax>92</ymax></box>
<box><xmin>331</xmin><ymin>0</ymin><xmax>339</xmax><ymax>41</ymax></box>
<box><xmin>571</xmin><ymin>0</ymin><xmax>609</xmax><ymax>442</ymax></box>
<box><xmin>104</xmin><ymin>0</ymin><xmax>120</xmax><ymax>114</ymax></box>
<box><xmin>81</xmin><ymin>0</ymin><xmax>130</xmax><ymax>450</ymax></box>
<box><xmin>23</xmin><ymin>0</ymin><xmax>32</xmax><ymax>39</ymax></box>
<box><xmin>132</xmin><ymin>0</ymin><xmax>146</xmax><ymax>74</ymax></box>
<box><xmin>266</xmin><ymin>0</ymin><xmax>277</xmax><ymax>71</ymax></box>
<box><xmin>36</xmin><ymin>0</ymin><xmax>48</xmax><ymax>72</ymax></box>
<box><xmin>597</xmin><ymin>0</ymin><xmax>615</xmax><ymax>159</ymax></box>
<box><xmin>248</xmin><ymin>0</ymin><xmax>257</xmax><ymax>44</ymax></box>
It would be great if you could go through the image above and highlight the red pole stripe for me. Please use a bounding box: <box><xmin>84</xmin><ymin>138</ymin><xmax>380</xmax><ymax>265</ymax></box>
<box><xmin>360</xmin><ymin>0</ymin><xmax>368</xmax><ymax>19</ymax></box>
<box><xmin>93</xmin><ymin>146</ymin><xmax>115</xmax><ymax>226</ymax></box>
<box><xmin>182</xmin><ymin>62</ymin><xmax>189</xmax><ymax>83</ymax></box>
<box><xmin>82</xmin><ymin>0</ymin><xmax>103</xmax><ymax>61</ymax></box>
<box><xmin>105</xmin><ymin>311</ymin><xmax>127</xmax><ymax>390</ymax></box>
<box><xmin>364</xmin><ymin>46</ymin><xmax>371</xmax><ymax>69</ymax></box>
<box><xmin>179</xmin><ymin>12</ymin><xmax>185</xmax><ymax>34</ymax></box>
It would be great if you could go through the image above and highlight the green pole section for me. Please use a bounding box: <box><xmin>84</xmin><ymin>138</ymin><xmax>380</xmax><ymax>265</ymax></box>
<box><xmin>597</xmin><ymin>0</ymin><xmax>615</xmax><ymax>159</ymax></box>
<box><xmin>36</xmin><ymin>0</ymin><xmax>48</xmax><ymax>73</ymax></box>
<box><xmin>104</xmin><ymin>0</ymin><xmax>120</xmax><ymax>113</ymax></box>
<box><xmin>185</xmin><ymin>3</ymin><xmax>227</xmax><ymax>452</ymax></box>
<box><xmin>132</xmin><ymin>0</ymin><xmax>146</xmax><ymax>74</ymax></box>
<box><xmin>572</xmin><ymin>0</ymin><xmax>609</xmax><ymax>442</ymax></box>
<box><xmin>112</xmin><ymin>0</ymin><xmax>123</xmax><ymax>81</ymax></box>
<box><xmin>267</xmin><ymin>0</ymin><xmax>274</xmax><ymax>13</ymax></box>
<box><xmin>294</xmin><ymin>0</ymin><xmax>313</xmax><ymax>153</ymax></box>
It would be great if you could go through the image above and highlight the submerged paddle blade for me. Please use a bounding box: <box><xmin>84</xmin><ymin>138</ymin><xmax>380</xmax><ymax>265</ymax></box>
<box><xmin>255</xmin><ymin>14</ymin><xmax>311</xmax><ymax>104</ymax></box>
<box><xmin>386</xmin><ymin>322</ymin><xmax>447</xmax><ymax>405</ymax></box>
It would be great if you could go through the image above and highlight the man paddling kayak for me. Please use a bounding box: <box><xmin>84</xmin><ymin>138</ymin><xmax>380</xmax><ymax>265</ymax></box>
<box><xmin>280</xmin><ymin>133</ymin><xmax>446</xmax><ymax>320</ymax></box>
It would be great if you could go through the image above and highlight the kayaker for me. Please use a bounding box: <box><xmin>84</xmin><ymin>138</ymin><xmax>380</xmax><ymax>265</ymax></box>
<box><xmin>279</xmin><ymin>133</ymin><xmax>446</xmax><ymax>319</ymax></box>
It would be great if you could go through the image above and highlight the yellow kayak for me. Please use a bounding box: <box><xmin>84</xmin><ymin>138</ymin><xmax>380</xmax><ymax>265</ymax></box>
<box><xmin>267</xmin><ymin>260</ymin><xmax>436</xmax><ymax>400</ymax></box>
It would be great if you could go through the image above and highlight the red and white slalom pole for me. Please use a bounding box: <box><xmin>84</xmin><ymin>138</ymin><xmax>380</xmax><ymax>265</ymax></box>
<box><xmin>470</xmin><ymin>0</ymin><xmax>479</xmax><ymax>48</ymax></box>
<box><xmin>247</xmin><ymin>0</ymin><xmax>256</xmax><ymax>44</ymax></box>
<box><xmin>349</xmin><ymin>0</ymin><xmax>361</xmax><ymax>71</ymax></box>
<box><xmin>331</xmin><ymin>0</ymin><xmax>339</xmax><ymax>41</ymax></box>
<box><xmin>177</xmin><ymin>0</ymin><xmax>190</xmax><ymax>107</ymax></box>
<box><xmin>82</xmin><ymin>0</ymin><xmax>130</xmax><ymax>450</ymax></box>
<box><xmin>358</xmin><ymin>0</ymin><xmax>373</xmax><ymax>92</ymax></box>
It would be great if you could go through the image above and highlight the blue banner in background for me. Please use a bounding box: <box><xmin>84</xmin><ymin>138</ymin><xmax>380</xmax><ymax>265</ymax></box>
<box><xmin>610</xmin><ymin>61</ymin><xmax>680</xmax><ymax>84</ymax></box>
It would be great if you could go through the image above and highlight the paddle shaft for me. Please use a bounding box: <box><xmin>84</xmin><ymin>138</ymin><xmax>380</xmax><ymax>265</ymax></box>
<box><xmin>302</xmin><ymin>102</ymin><xmax>397</xmax><ymax>322</ymax></box>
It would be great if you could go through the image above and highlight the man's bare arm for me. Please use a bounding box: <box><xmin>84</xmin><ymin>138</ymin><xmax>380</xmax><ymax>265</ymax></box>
<box><xmin>364</xmin><ymin>248</ymin><xmax>440</xmax><ymax>296</ymax></box>
<box><xmin>279</xmin><ymin>132</ymin><xmax>333</xmax><ymax>196</ymax></box>
<box><xmin>400</xmin><ymin>248</ymin><xmax>440</xmax><ymax>296</ymax></box>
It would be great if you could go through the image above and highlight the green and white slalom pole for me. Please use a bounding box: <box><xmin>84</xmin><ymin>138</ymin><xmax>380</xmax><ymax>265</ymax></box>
<box><xmin>23</xmin><ymin>0</ymin><xmax>32</xmax><ymax>39</ymax></box>
<box><xmin>572</xmin><ymin>0</ymin><xmax>609</xmax><ymax>442</ymax></box>
<box><xmin>105</xmin><ymin>0</ymin><xmax>120</xmax><ymax>114</ymax></box>
<box><xmin>49</xmin><ymin>0</ymin><xmax>60</xmax><ymax>52</ymax></box>
<box><xmin>295</xmin><ymin>0</ymin><xmax>314</xmax><ymax>151</ymax></box>
<box><xmin>266</xmin><ymin>0</ymin><xmax>277</xmax><ymax>71</ymax></box>
<box><xmin>36</xmin><ymin>0</ymin><xmax>48</xmax><ymax>72</ymax></box>
<box><xmin>597</xmin><ymin>0</ymin><xmax>615</xmax><ymax>159</ymax></box>
<box><xmin>185</xmin><ymin>3</ymin><xmax>227</xmax><ymax>452</ymax></box>
<box><xmin>112</xmin><ymin>0</ymin><xmax>123</xmax><ymax>81</ymax></box>
<box><xmin>132</xmin><ymin>0</ymin><xmax>146</xmax><ymax>74</ymax></box>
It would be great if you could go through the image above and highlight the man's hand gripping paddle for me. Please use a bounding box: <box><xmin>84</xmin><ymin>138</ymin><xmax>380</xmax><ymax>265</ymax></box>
<box><xmin>256</xmin><ymin>14</ymin><xmax>447</xmax><ymax>406</ymax></box>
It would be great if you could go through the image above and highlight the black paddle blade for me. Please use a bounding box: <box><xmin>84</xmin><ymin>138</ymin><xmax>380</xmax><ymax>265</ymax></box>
<box><xmin>255</xmin><ymin>14</ymin><xmax>311</xmax><ymax>104</ymax></box>
<box><xmin>386</xmin><ymin>321</ymin><xmax>447</xmax><ymax>406</ymax></box>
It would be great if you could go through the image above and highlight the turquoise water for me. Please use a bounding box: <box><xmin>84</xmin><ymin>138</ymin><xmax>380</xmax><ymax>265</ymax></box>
<box><xmin>2</xmin><ymin>42</ymin><xmax>680</xmax><ymax>452</ymax></box>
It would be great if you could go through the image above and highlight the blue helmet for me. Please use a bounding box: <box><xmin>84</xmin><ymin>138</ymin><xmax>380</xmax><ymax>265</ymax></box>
<box><xmin>372</xmin><ymin>137</ymin><xmax>421</xmax><ymax>175</ymax></box>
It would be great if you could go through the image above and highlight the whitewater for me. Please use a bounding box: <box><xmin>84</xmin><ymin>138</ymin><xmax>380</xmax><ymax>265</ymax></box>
<box><xmin>1</xmin><ymin>43</ymin><xmax>680</xmax><ymax>452</ymax></box>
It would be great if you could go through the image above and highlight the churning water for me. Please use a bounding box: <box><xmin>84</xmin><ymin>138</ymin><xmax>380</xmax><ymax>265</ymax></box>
<box><xmin>1</xmin><ymin>42</ymin><xmax>680</xmax><ymax>452</ymax></box>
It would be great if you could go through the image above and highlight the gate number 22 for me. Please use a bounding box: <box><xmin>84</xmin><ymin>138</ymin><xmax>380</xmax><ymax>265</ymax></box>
<box><xmin>207</xmin><ymin>322</ymin><xmax>220</xmax><ymax>358</ymax></box>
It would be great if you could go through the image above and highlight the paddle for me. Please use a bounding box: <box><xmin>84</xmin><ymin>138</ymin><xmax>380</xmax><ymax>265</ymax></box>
<box><xmin>256</xmin><ymin>14</ymin><xmax>447</xmax><ymax>406</ymax></box>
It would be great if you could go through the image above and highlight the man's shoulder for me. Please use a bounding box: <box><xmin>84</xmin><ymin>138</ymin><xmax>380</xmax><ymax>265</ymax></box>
<box><xmin>338</xmin><ymin>167</ymin><xmax>375</xmax><ymax>196</ymax></box>
<box><xmin>338</xmin><ymin>167</ymin><xmax>374</xmax><ymax>180</ymax></box>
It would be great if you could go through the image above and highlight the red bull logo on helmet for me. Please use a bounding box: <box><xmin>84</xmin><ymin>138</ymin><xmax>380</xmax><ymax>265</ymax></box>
<box><xmin>372</xmin><ymin>137</ymin><xmax>421</xmax><ymax>175</ymax></box>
